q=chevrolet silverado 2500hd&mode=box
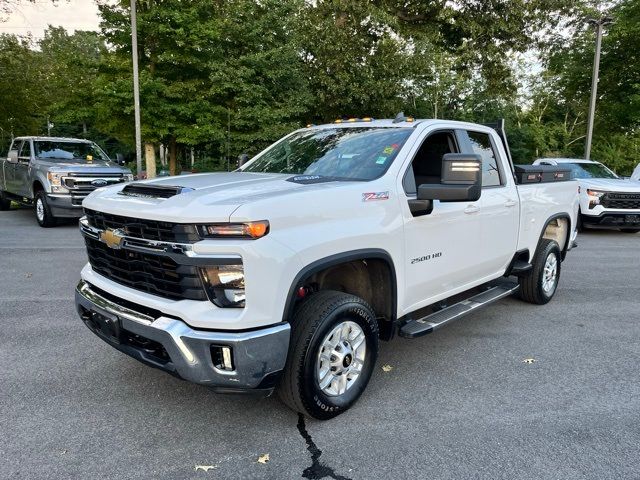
[534,158,640,233]
[75,117,579,419]
[0,137,132,227]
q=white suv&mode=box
[535,158,640,233]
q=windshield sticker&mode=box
[376,156,387,165]
[362,191,389,202]
[383,146,395,155]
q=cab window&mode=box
[403,130,459,195]
[466,131,502,187]
[18,140,31,163]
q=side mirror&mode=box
[237,153,249,168]
[418,153,482,202]
[116,153,126,166]
[7,150,18,163]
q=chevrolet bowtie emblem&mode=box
[99,228,125,249]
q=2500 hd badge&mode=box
[411,252,443,264]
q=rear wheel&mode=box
[519,239,561,305]
[0,191,11,211]
[35,191,57,227]
[278,290,379,420]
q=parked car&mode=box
[0,136,133,227]
[534,158,640,233]
[75,117,579,419]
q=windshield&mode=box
[242,127,413,181]
[566,162,618,179]
[34,141,109,163]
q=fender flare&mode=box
[536,212,573,261]
[32,173,49,197]
[282,248,398,324]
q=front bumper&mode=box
[581,211,640,229]
[75,280,290,393]
[47,194,83,217]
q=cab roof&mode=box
[13,136,92,143]
[310,118,496,130]
[536,158,600,165]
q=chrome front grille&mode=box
[64,173,126,205]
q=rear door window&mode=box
[466,131,502,187]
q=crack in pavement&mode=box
[297,414,352,480]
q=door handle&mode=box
[464,205,479,214]
[505,200,517,207]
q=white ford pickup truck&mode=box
[75,117,578,419]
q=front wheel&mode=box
[35,191,57,227]
[277,290,379,420]
[519,239,561,305]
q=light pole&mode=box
[585,16,613,160]
[130,0,143,177]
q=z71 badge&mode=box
[362,191,390,202]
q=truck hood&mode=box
[578,178,640,192]
[44,160,130,174]
[82,172,355,223]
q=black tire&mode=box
[620,229,640,234]
[519,239,561,305]
[34,191,57,227]
[277,290,379,420]
[0,191,11,211]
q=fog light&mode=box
[200,264,245,308]
[211,345,234,371]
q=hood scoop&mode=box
[119,183,195,199]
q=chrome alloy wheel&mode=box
[36,198,45,222]
[316,320,367,397]
[542,253,558,294]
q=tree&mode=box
[0,34,48,149]
[39,27,106,137]
[96,0,312,174]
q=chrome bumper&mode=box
[75,280,290,392]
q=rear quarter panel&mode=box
[516,180,579,255]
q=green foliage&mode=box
[1,0,638,175]
[0,34,48,151]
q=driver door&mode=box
[16,139,32,198]
[4,141,22,194]
[400,129,483,312]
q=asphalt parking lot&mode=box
[1,206,639,480]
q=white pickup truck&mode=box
[75,117,578,419]
[534,158,640,233]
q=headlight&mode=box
[199,220,269,239]
[587,189,605,209]
[200,264,245,308]
[47,172,69,193]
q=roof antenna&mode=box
[392,112,406,123]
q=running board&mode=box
[398,282,520,339]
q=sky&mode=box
[1,0,101,40]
